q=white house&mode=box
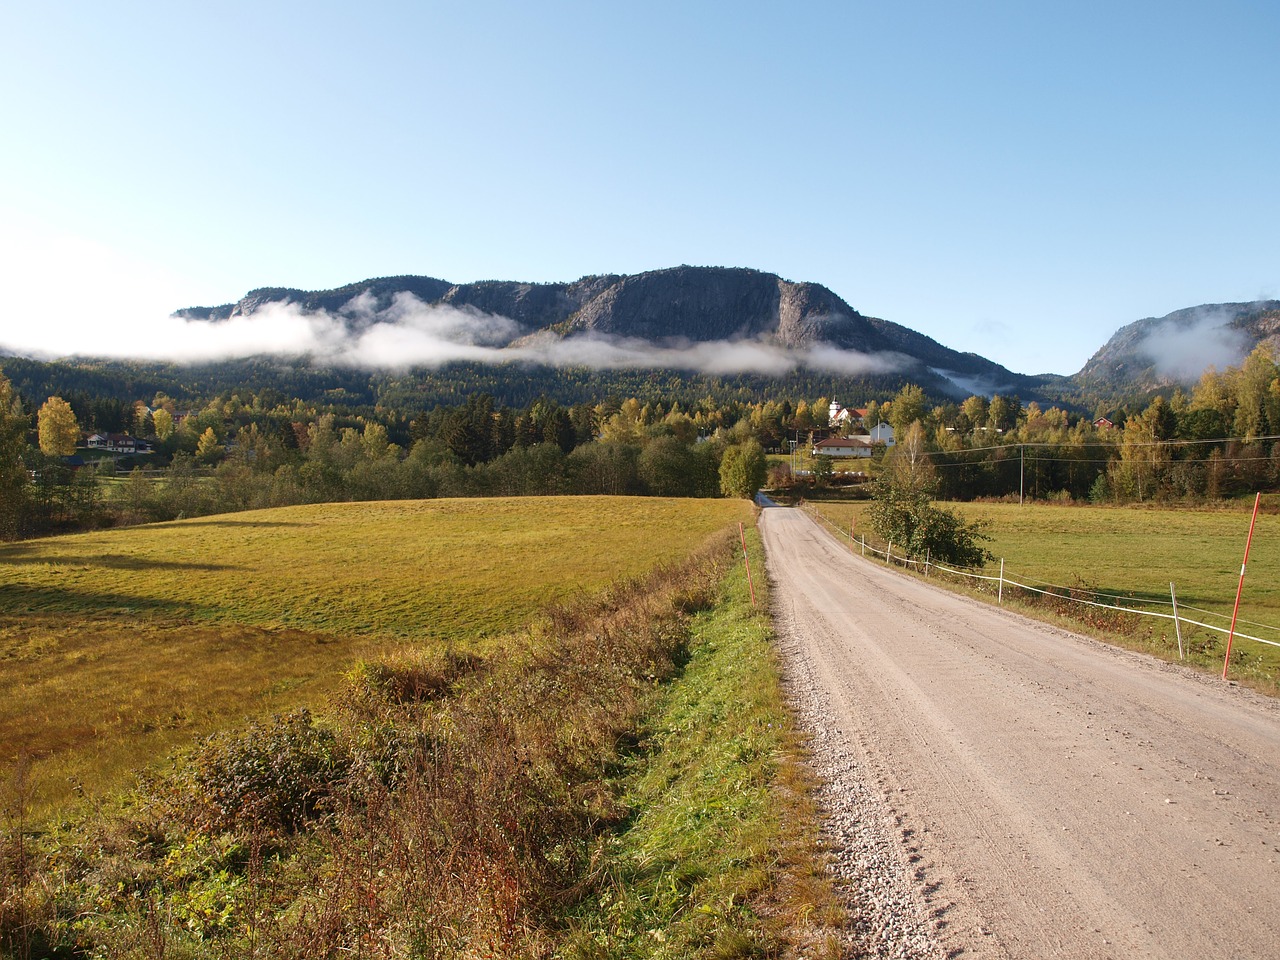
[84,433,151,454]
[812,436,873,458]
[868,422,895,446]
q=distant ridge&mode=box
[1072,300,1280,394]
[174,267,1278,401]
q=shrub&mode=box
[183,709,350,833]
[865,483,991,567]
[349,648,485,706]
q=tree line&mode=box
[821,345,1278,505]
[0,376,771,538]
[3,344,1278,539]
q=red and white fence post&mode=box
[1222,492,1262,680]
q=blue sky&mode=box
[1,1,1276,376]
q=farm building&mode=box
[84,433,152,454]
[812,436,873,458]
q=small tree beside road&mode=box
[719,439,767,499]
[865,421,991,567]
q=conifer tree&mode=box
[0,375,30,537]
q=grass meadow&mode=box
[808,499,1280,688]
[0,496,751,814]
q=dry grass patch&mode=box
[0,496,750,814]
[0,616,360,816]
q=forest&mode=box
[2,344,1279,540]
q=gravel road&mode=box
[760,506,1280,960]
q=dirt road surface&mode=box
[760,506,1280,960]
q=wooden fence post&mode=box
[739,521,757,608]
[1170,581,1184,660]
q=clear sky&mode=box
[1,1,1277,376]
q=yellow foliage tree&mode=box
[152,408,174,441]
[37,396,80,456]
[196,426,223,464]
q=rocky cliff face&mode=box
[180,265,902,350]
[569,267,786,341]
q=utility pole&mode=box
[1019,444,1024,506]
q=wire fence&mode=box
[802,504,1280,657]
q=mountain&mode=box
[19,265,1272,411]
[178,265,1037,399]
[1069,300,1280,395]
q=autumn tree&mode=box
[959,395,989,433]
[987,394,1021,433]
[1233,345,1279,441]
[152,407,175,441]
[360,421,393,461]
[598,398,645,445]
[37,396,80,456]
[1110,398,1174,501]
[863,400,882,430]
[888,384,928,437]
[880,421,935,496]
[196,426,223,464]
[866,421,990,566]
[661,409,700,445]
[133,404,153,437]
[790,400,814,432]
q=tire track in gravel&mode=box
[760,506,1280,960]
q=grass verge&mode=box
[557,524,843,959]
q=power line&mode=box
[939,434,1280,456]
[926,453,1277,471]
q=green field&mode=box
[808,500,1280,684]
[0,496,752,811]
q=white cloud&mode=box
[0,221,909,376]
[0,215,216,359]
[2,265,910,376]
[1135,308,1252,381]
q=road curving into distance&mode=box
[760,505,1280,960]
